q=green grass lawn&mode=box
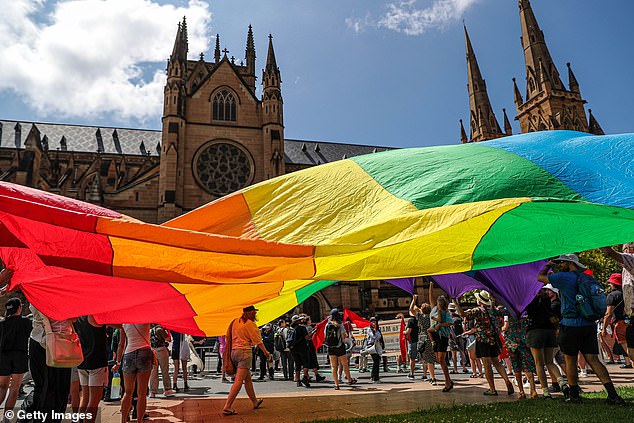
[312,387,633,423]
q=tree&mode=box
[579,248,621,288]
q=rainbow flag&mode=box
[2,130,634,335]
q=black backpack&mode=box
[285,327,297,349]
[274,328,286,352]
[325,323,340,348]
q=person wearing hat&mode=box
[455,291,514,396]
[289,314,313,388]
[602,273,631,369]
[538,255,624,405]
[222,305,269,416]
[601,244,634,364]
[0,297,32,417]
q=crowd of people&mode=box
[1,244,633,420]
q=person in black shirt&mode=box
[74,315,108,423]
[404,314,419,379]
[258,325,275,380]
[289,315,312,387]
[525,287,564,398]
[602,274,631,368]
[0,297,32,416]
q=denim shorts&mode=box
[122,347,153,375]
[231,349,252,369]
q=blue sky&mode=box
[0,0,632,148]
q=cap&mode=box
[243,305,258,313]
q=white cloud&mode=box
[0,0,212,124]
[378,0,478,35]
[345,12,374,34]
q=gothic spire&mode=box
[246,25,256,75]
[265,34,277,71]
[503,108,512,135]
[464,25,502,142]
[567,62,580,93]
[518,0,563,99]
[513,77,523,106]
[214,34,221,63]
[170,17,188,62]
[460,119,468,144]
[588,109,605,135]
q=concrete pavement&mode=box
[98,364,634,422]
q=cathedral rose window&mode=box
[193,141,254,196]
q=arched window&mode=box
[212,89,237,121]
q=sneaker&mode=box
[296,381,302,387]
[421,375,428,381]
[550,382,561,393]
[619,363,632,369]
[542,392,552,399]
[561,384,570,399]
[483,389,498,396]
[315,375,326,382]
[372,379,382,384]
[164,389,176,397]
[301,377,311,388]
[407,374,415,380]
[561,396,582,404]
[579,370,588,378]
[607,395,626,406]
[605,360,616,365]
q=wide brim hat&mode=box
[553,254,587,270]
[243,305,259,312]
[474,290,492,306]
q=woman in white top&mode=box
[223,305,271,416]
[113,323,152,423]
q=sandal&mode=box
[222,409,237,416]
[254,398,264,409]
[518,392,526,400]
[470,374,478,378]
[334,385,340,390]
[348,378,357,385]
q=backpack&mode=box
[325,323,340,348]
[568,271,607,321]
[285,326,297,349]
[274,328,286,352]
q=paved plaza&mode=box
[96,362,633,422]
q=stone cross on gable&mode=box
[222,48,229,57]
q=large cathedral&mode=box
[0,1,605,322]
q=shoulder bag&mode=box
[42,314,84,368]
[222,319,237,377]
